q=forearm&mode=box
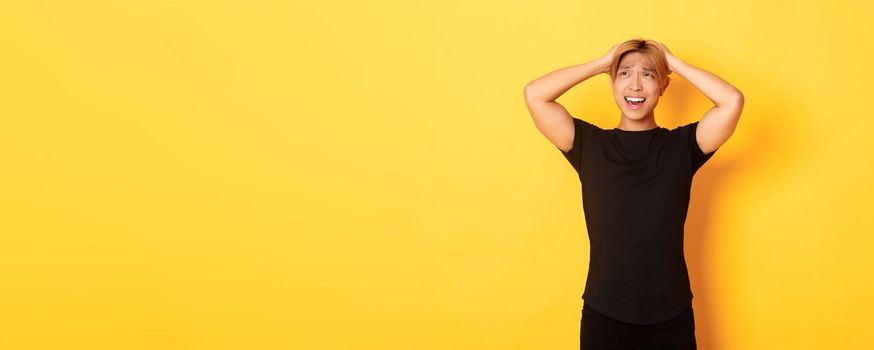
[668,56,743,107]
[524,57,610,102]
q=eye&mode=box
[644,72,653,77]
[620,71,628,76]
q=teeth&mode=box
[625,97,645,102]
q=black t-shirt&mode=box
[558,116,717,325]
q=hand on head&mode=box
[649,40,674,58]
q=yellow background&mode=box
[1,1,872,349]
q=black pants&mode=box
[580,303,697,350]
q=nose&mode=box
[630,74,642,91]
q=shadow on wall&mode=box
[663,65,793,350]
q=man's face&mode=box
[611,52,667,120]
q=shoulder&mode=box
[667,121,700,141]
[571,116,603,130]
[669,121,698,133]
[666,121,704,150]
[568,116,605,142]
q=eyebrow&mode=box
[620,65,655,72]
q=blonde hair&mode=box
[608,38,671,90]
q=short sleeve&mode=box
[680,121,717,175]
[557,117,596,175]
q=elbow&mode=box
[731,91,745,108]
[720,90,744,109]
[523,83,550,103]
[523,83,537,101]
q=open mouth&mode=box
[624,96,646,110]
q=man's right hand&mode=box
[599,44,619,74]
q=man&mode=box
[523,38,744,349]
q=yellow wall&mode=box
[1,1,872,349]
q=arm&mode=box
[653,42,744,154]
[523,45,617,152]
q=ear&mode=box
[659,78,670,95]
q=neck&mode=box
[616,113,658,131]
